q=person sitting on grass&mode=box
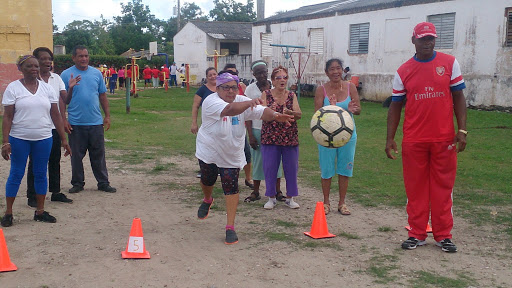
[195,72,293,244]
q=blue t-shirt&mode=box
[61,65,107,125]
[196,85,215,106]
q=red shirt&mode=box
[392,52,465,143]
[143,68,152,79]
[151,68,160,78]
[126,69,132,78]
[161,67,170,79]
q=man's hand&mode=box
[385,139,399,159]
[454,132,467,152]
[62,141,72,157]
[63,118,73,134]
[69,73,81,89]
[104,116,111,131]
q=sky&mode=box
[52,0,328,31]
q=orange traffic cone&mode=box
[304,202,336,239]
[0,229,17,272]
[121,218,150,259]
[405,223,433,233]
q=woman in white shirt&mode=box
[195,72,292,244]
[1,55,71,227]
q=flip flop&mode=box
[245,180,254,189]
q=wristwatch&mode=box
[458,129,468,135]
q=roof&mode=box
[256,0,451,25]
[190,21,252,40]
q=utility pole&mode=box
[177,0,181,31]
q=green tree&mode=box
[209,0,256,22]
[110,0,158,54]
[181,2,209,22]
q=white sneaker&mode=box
[264,198,276,210]
[285,198,300,209]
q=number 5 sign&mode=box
[121,218,151,259]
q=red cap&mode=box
[413,22,437,38]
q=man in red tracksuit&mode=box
[385,22,467,253]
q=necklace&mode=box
[22,79,38,94]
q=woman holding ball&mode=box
[314,59,361,215]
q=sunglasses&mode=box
[219,85,238,91]
[274,76,288,80]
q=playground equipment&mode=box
[125,57,141,113]
[206,49,228,71]
[270,43,316,99]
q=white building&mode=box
[174,21,253,84]
[252,0,512,107]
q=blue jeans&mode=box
[6,136,52,197]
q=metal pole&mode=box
[177,0,181,31]
[125,77,131,113]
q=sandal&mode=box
[338,204,351,215]
[245,180,254,189]
[324,203,330,215]
[276,190,286,202]
[244,191,261,202]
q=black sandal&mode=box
[244,191,261,202]
[276,191,286,202]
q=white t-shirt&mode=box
[45,72,66,129]
[244,82,263,129]
[2,79,59,141]
[195,93,265,169]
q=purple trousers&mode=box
[261,144,299,197]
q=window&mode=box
[427,13,455,49]
[506,8,512,47]
[261,33,272,57]
[220,42,239,55]
[349,23,369,54]
[309,28,324,54]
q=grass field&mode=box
[105,86,512,238]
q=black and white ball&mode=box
[310,105,354,148]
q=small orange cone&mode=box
[405,223,433,233]
[121,218,150,259]
[304,202,336,239]
[0,228,17,272]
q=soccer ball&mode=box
[310,105,354,148]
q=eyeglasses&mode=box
[275,76,288,80]
[219,85,238,91]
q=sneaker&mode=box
[1,214,13,227]
[285,198,300,209]
[225,229,239,245]
[68,186,84,193]
[197,199,214,219]
[33,211,57,223]
[27,197,37,208]
[98,185,117,193]
[196,173,201,178]
[51,193,73,203]
[263,198,276,210]
[401,237,426,250]
[436,238,458,253]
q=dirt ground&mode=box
[0,151,510,288]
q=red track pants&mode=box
[402,141,457,242]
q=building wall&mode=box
[252,0,512,107]
[174,23,208,85]
[0,0,53,97]
[175,23,253,85]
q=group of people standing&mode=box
[191,59,359,244]
[191,22,467,254]
[1,45,116,227]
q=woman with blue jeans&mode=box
[1,55,72,227]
